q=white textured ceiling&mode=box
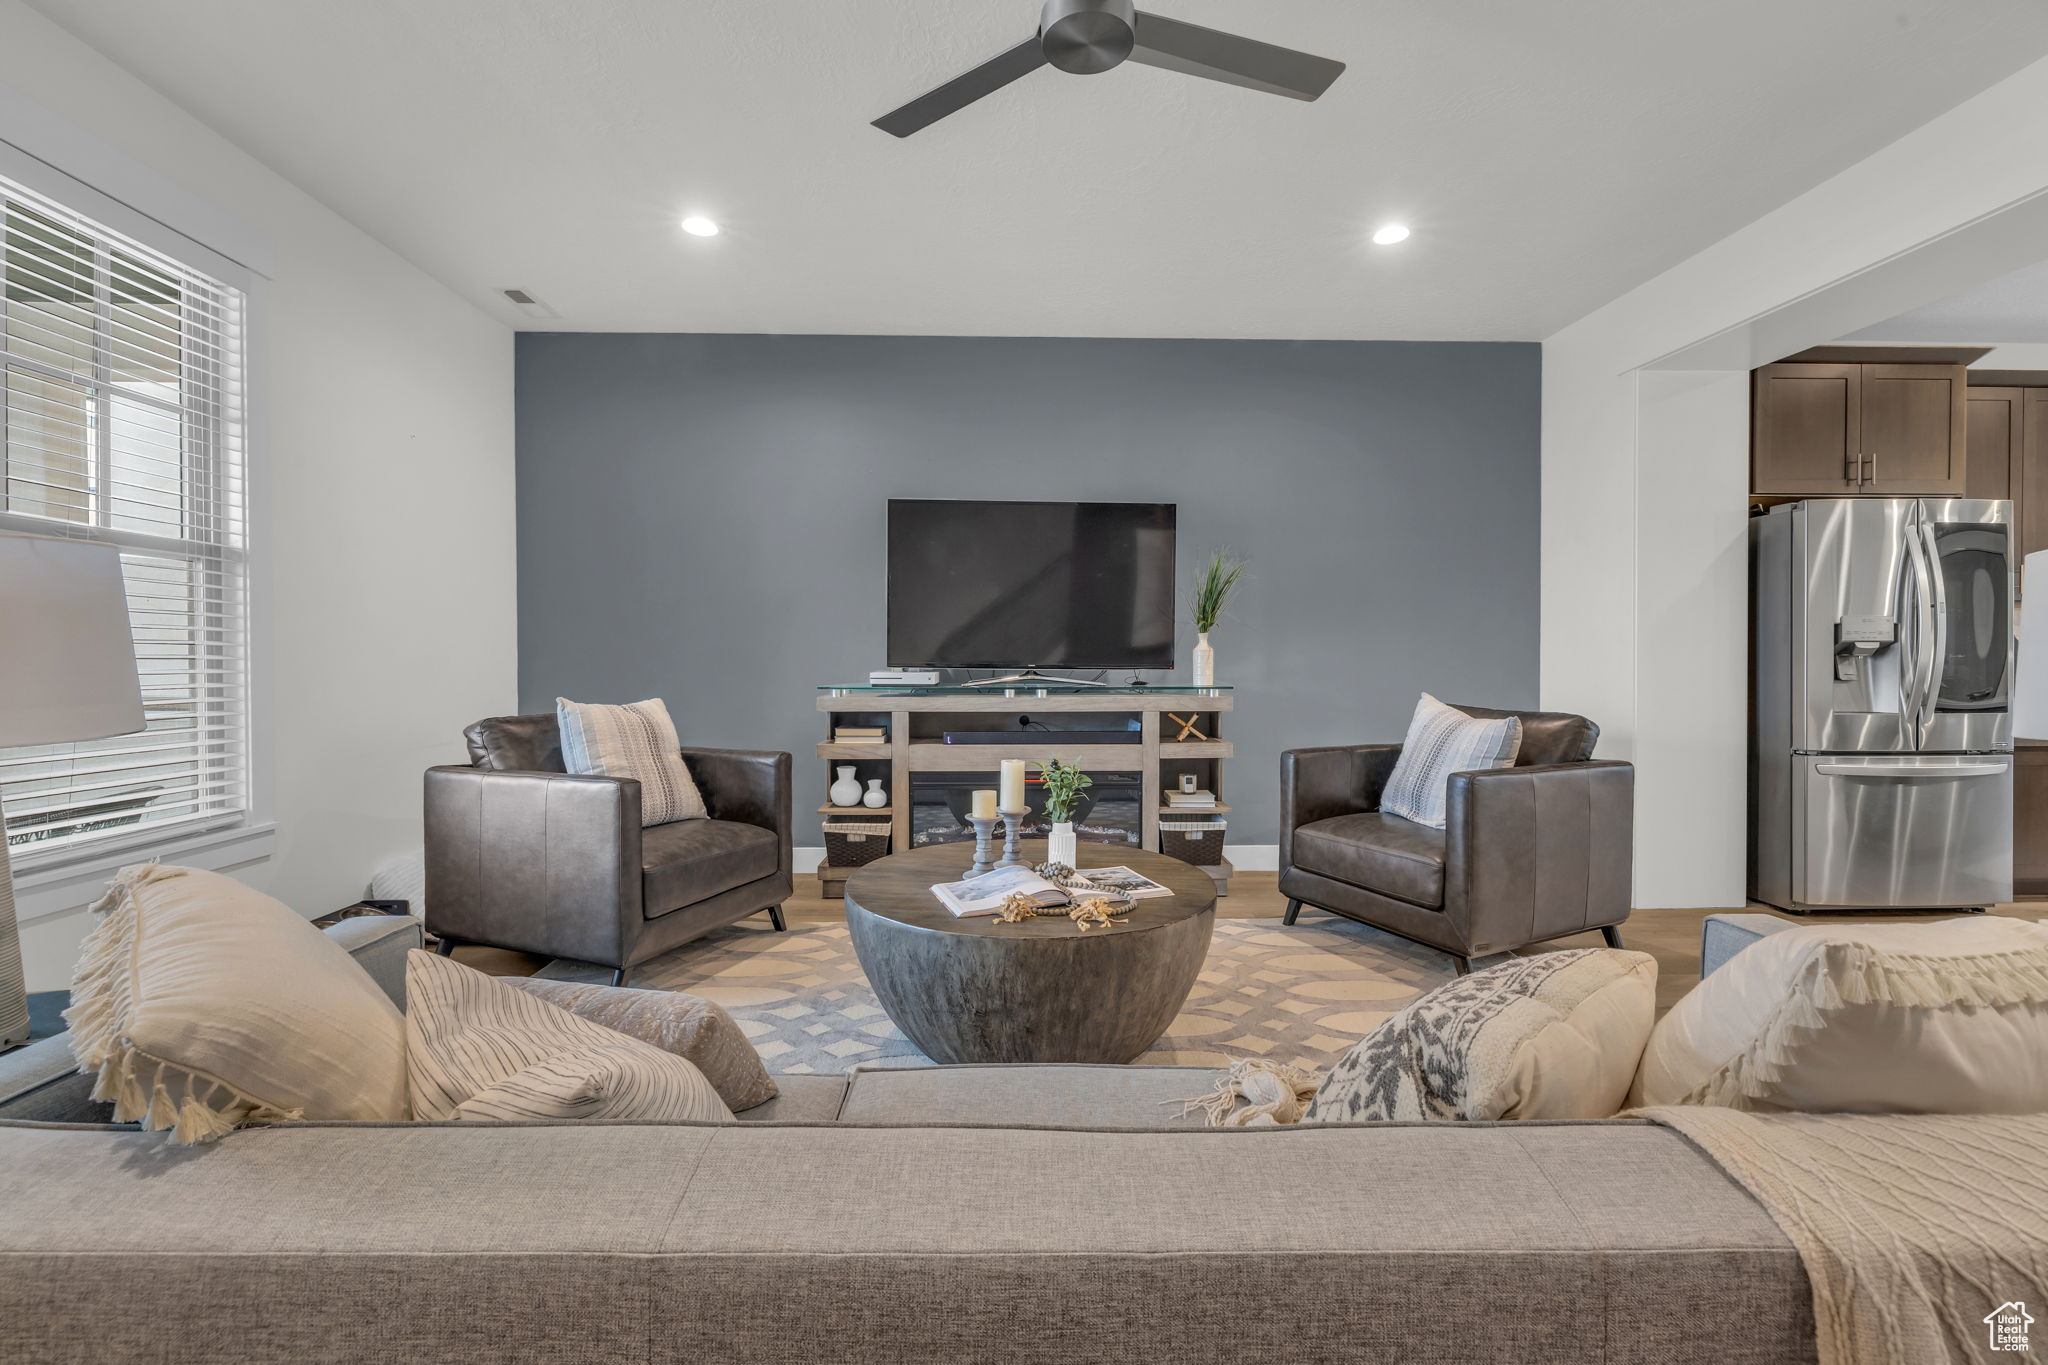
[29,0,2048,339]
[1845,259,2048,344]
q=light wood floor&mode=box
[453,872,2048,1020]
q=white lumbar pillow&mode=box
[67,864,410,1142]
[1634,916,2048,1113]
[406,950,734,1123]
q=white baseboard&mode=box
[798,844,1279,875]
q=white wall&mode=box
[1,2,517,987]
[1543,54,2048,908]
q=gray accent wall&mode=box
[515,335,1540,846]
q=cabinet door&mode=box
[1966,387,2020,501]
[2024,389,2048,558]
[1862,363,1966,494]
[1753,363,1860,495]
[2015,744,2048,898]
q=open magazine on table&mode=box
[930,863,1176,917]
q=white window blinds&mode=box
[0,173,249,866]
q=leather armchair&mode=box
[425,714,792,984]
[1278,706,1632,973]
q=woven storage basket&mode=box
[823,818,892,869]
[1158,816,1226,865]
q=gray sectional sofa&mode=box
[0,917,1817,1364]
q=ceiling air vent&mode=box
[502,289,558,320]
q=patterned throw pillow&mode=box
[1378,693,1522,829]
[1305,948,1657,1123]
[555,696,707,827]
[406,951,735,1124]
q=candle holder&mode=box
[996,809,1028,868]
[964,814,1001,878]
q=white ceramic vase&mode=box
[863,779,887,808]
[1191,631,1216,686]
[829,765,862,807]
[1046,821,1078,868]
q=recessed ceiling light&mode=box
[680,216,720,237]
[1371,224,1411,246]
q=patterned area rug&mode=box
[540,916,1454,1074]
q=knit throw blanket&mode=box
[1642,1107,2048,1365]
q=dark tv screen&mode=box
[888,500,1177,670]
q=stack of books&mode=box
[1166,787,1219,809]
[833,726,887,745]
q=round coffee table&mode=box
[844,841,1217,1064]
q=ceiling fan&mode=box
[872,0,1345,138]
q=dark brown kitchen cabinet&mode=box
[1966,386,2021,501]
[1752,361,1967,497]
[2016,743,2048,900]
[2025,389,2048,558]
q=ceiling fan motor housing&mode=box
[1039,0,1137,74]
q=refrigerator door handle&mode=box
[1920,520,1949,733]
[1902,509,1939,747]
[1813,762,2007,778]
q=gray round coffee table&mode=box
[843,840,1217,1064]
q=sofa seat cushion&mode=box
[733,1073,849,1122]
[838,1064,1217,1128]
[642,819,780,916]
[1291,813,1446,907]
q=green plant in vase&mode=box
[1189,549,1247,686]
[1036,756,1092,869]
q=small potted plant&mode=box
[1036,756,1092,868]
[1190,549,1247,686]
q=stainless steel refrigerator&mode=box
[1752,498,2015,911]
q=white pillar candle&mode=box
[999,759,1027,812]
[970,789,999,820]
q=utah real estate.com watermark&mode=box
[1984,1302,2033,1353]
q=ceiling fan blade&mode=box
[872,37,1049,137]
[1129,12,1344,102]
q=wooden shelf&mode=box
[1160,741,1233,758]
[815,686,1234,897]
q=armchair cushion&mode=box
[1291,813,1446,908]
[642,818,781,917]
[1381,694,1523,829]
[557,697,707,826]
[463,713,566,772]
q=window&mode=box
[0,174,248,866]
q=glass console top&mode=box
[818,684,1232,695]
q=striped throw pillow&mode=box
[405,950,734,1124]
[556,696,707,827]
[1378,694,1522,829]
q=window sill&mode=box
[10,821,276,924]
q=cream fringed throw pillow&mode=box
[1306,948,1656,1122]
[504,976,778,1112]
[66,864,410,1143]
[1378,694,1522,829]
[1633,917,2048,1113]
[406,951,734,1123]
[556,696,707,827]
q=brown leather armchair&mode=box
[424,714,792,985]
[1278,706,1632,974]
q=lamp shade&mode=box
[0,534,145,747]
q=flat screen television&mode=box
[888,499,1177,671]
